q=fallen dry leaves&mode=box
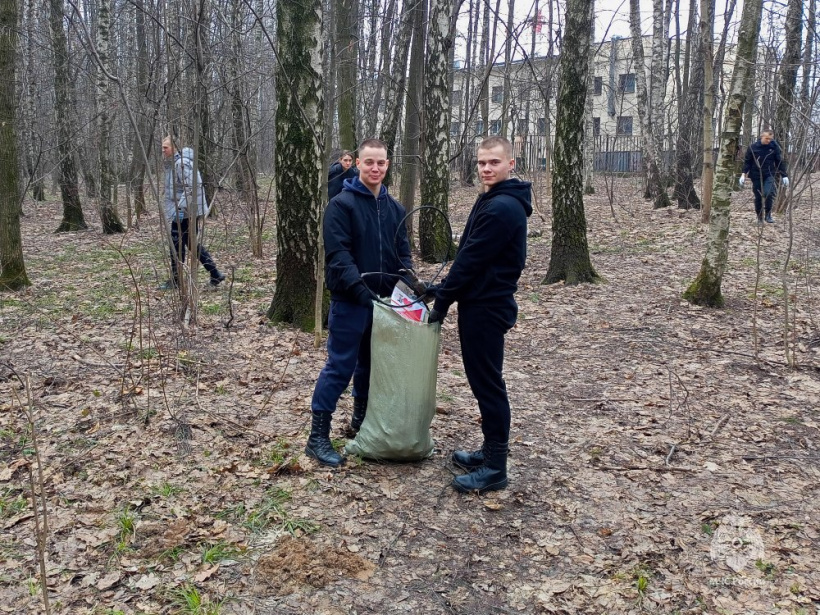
[1,174,819,614]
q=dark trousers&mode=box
[311,300,373,413]
[752,176,775,219]
[170,217,218,281]
[458,303,517,444]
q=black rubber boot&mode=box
[452,445,485,470]
[452,441,508,493]
[350,397,367,432]
[305,412,344,467]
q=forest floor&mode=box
[2,175,820,615]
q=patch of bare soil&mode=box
[254,536,375,596]
[1,175,820,614]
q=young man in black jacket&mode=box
[740,129,789,224]
[306,139,413,467]
[429,136,533,493]
[328,150,358,200]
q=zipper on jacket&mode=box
[377,194,383,281]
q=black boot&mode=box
[452,441,508,493]
[305,412,344,467]
[350,397,367,432]
[452,444,484,470]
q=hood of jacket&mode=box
[342,176,387,199]
[485,178,534,218]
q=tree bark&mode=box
[49,0,87,232]
[699,0,716,221]
[543,0,599,285]
[419,0,460,262]
[683,0,763,307]
[336,0,357,150]
[267,0,324,331]
[629,0,670,209]
[0,0,31,289]
[379,4,411,187]
[582,0,596,195]
[97,0,125,234]
[674,2,703,209]
[772,0,802,153]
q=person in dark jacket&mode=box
[306,138,413,467]
[428,136,533,494]
[328,150,358,200]
[740,129,789,224]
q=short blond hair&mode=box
[478,136,513,158]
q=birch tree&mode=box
[629,0,670,209]
[0,0,30,290]
[773,0,803,153]
[683,0,763,307]
[97,0,125,234]
[699,0,716,220]
[419,0,461,262]
[543,0,599,285]
[266,0,324,330]
[50,0,87,232]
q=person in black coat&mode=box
[428,136,533,494]
[328,150,358,200]
[740,129,789,224]
[306,139,412,467]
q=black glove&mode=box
[356,285,373,307]
[428,308,446,324]
[423,283,440,299]
[400,268,427,298]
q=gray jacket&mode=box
[164,147,209,224]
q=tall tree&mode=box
[699,0,716,220]
[419,0,461,262]
[379,4,412,186]
[501,0,514,139]
[772,0,803,153]
[49,0,87,232]
[582,0,596,194]
[336,0,357,150]
[543,0,599,285]
[267,0,324,330]
[398,0,425,243]
[96,0,125,234]
[23,0,45,202]
[629,0,671,209]
[674,0,703,209]
[683,0,763,307]
[0,0,30,290]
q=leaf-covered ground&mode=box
[2,176,819,615]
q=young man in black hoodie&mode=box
[740,129,789,224]
[429,136,533,493]
[306,139,413,467]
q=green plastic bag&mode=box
[345,301,440,461]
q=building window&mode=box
[537,117,546,134]
[619,73,635,94]
[475,119,484,135]
[452,89,462,106]
[616,116,633,135]
[594,76,603,95]
[490,119,502,135]
[491,86,504,104]
[593,117,601,137]
[450,122,460,136]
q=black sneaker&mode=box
[765,215,775,224]
[209,271,226,287]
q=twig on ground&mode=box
[709,414,731,439]
[378,522,406,568]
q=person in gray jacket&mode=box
[161,137,225,289]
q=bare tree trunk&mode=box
[629,0,670,209]
[399,0,425,244]
[544,0,599,285]
[674,0,703,209]
[419,0,461,262]
[649,0,672,186]
[23,0,45,202]
[684,0,763,307]
[501,0,514,139]
[50,0,87,232]
[336,0,357,149]
[0,0,30,289]
[97,0,125,234]
[379,5,411,187]
[370,0,396,138]
[267,0,324,331]
[582,0,596,195]
[773,0,802,153]
[699,0,716,221]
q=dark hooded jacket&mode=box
[328,162,359,200]
[433,178,533,312]
[324,176,412,305]
[742,139,787,181]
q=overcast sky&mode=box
[454,0,744,63]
